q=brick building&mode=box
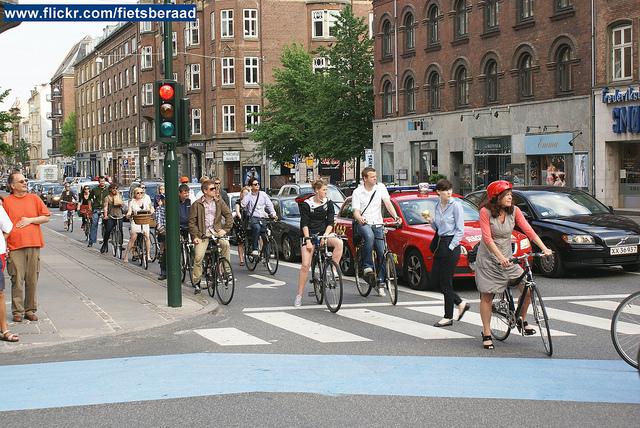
[594,0,640,209]
[372,0,592,194]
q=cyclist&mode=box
[352,167,402,296]
[78,185,92,230]
[294,180,343,307]
[475,180,552,350]
[155,197,167,280]
[123,186,154,263]
[240,178,277,257]
[178,183,192,236]
[60,183,76,228]
[88,176,109,248]
[234,186,250,266]
[101,183,124,254]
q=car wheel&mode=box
[281,235,295,262]
[403,249,429,290]
[340,244,355,276]
[622,263,640,272]
[537,242,565,277]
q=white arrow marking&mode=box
[246,274,287,289]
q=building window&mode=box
[172,32,177,56]
[125,69,129,86]
[210,12,216,40]
[244,9,258,38]
[141,46,153,69]
[427,5,439,45]
[484,0,498,31]
[404,13,414,51]
[185,19,200,46]
[557,45,572,92]
[244,57,259,85]
[518,53,533,98]
[312,10,339,38]
[211,59,216,87]
[404,76,415,113]
[140,21,152,33]
[126,98,130,116]
[133,95,137,114]
[485,60,498,103]
[192,109,201,134]
[428,71,440,111]
[612,25,632,81]
[222,57,235,85]
[142,83,153,106]
[454,0,468,39]
[555,0,572,11]
[382,81,393,116]
[313,57,328,73]
[212,106,217,133]
[382,20,392,58]
[223,105,236,132]
[187,64,201,90]
[132,65,137,84]
[245,105,260,131]
[517,0,533,22]
[455,66,469,107]
[221,10,234,38]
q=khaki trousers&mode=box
[8,247,41,316]
[191,237,230,285]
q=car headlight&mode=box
[562,234,594,245]
[520,238,530,250]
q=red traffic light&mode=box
[159,84,175,101]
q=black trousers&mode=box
[432,237,462,319]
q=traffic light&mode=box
[154,80,183,144]
[178,97,191,145]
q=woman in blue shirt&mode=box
[424,179,470,327]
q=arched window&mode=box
[404,13,415,51]
[485,60,498,103]
[405,76,415,113]
[428,71,440,111]
[518,53,533,98]
[427,5,439,45]
[382,20,392,57]
[455,66,468,107]
[383,81,393,116]
[454,0,468,38]
[612,24,632,80]
[557,45,572,92]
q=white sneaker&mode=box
[294,295,302,307]
[377,285,386,297]
[363,267,374,276]
[251,250,259,256]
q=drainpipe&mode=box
[590,0,596,198]
[393,0,398,113]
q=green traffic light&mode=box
[160,121,175,137]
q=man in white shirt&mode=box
[352,167,401,296]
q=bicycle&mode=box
[148,228,159,263]
[244,218,279,275]
[202,236,235,305]
[180,230,195,286]
[610,290,640,370]
[62,201,76,232]
[352,222,399,305]
[490,253,553,356]
[108,215,124,259]
[308,234,344,313]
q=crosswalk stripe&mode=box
[544,307,639,334]
[194,328,271,346]
[572,300,640,315]
[246,312,371,343]
[338,308,471,339]
[407,306,575,337]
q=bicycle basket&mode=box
[132,213,153,225]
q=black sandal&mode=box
[516,318,536,336]
[482,334,494,349]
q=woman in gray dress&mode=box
[475,180,552,349]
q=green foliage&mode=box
[0,87,19,134]
[428,173,447,183]
[60,112,77,156]
[15,138,29,164]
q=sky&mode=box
[0,0,138,111]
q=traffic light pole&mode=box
[163,14,181,307]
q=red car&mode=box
[333,189,532,290]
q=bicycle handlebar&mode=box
[508,252,551,263]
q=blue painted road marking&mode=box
[1,354,638,411]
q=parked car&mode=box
[129,180,163,202]
[333,189,532,290]
[465,186,640,276]
[46,184,66,207]
[277,183,346,210]
[270,196,302,262]
[34,182,57,204]
[336,179,359,197]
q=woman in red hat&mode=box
[476,180,552,349]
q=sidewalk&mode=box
[1,226,212,353]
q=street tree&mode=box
[0,87,19,158]
[60,112,77,156]
[15,138,29,165]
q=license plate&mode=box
[610,245,638,255]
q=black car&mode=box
[270,196,302,262]
[465,186,640,276]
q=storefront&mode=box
[410,141,438,184]
[524,132,575,188]
[473,137,511,190]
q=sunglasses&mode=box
[135,192,143,195]
[251,183,259,186]
[214,182,221,185]
[207,187,216,191]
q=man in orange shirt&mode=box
[3,172,50,322]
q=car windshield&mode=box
[52,185,64,193]
[280,199,301,217]
[398,198,480,225]
[526,191,611,218]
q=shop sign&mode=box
[223,151,240,161]
[205,152,214,159]
[612,105,640,134]
[364,149,375,168]
[601,86,640,104]
[524,133,573,155]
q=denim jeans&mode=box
[89,210,102,244]
[248,217,269,254]
[359,224,386,282]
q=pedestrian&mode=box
[423,179,469,327]
[155,197,167,280]
[3,172,50,323]
[188,179,233,294]
[153,184,165,209]
[88,176,109,248]
[101,183,124,254]
[234,186,250,266]
[475,180,552,350]
[0,202,18,342]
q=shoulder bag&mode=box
[352,190,376,245]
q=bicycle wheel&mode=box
[116,227,123,259]
[149,231,158,262]
[215,258,235,305]
[140,239,149,270]
[265,237,279,275]
[385,253,398,305]
[323,259,343,313]
[245,239,259,272]
[180,244,187,282]
[611,291,640,369]
[311,256,323,305]
[490,291,512,341]
[83,220,90,241]
[111,229,118,257]
[200,253,213,297]
[354,247,372,297]
[530,285,553,357]
[64,214,69,232]
[69,214,74,233]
